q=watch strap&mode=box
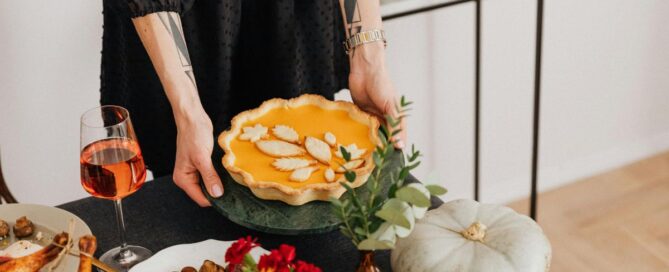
[343,29,386,55]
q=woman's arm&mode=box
[132,12,223,206]
[338,0,406,148]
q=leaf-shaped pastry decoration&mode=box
[324,168,336,182]
[305,136,331,164]
[336,159,365,173]
[272,125,300,143]
[272,158,317,171]
[239,124,268,142]
[290,167,317,182]
[324,132,337,147]
[255,140,305,157]
[335,144,367,160]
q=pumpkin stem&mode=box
[461,221,487,242]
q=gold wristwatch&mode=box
[343,29,386,55]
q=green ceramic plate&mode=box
[204,150,402,235]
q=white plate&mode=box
[0,203,92,272]
[131,239,269,272]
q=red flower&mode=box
[225,236,259,267]
[294,260,322,272]
[257,244,296,272]
[277,244,296,263]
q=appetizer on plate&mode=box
[0,232,100,272]
[13,216,35,238]
[0,232,69,271]
[0,219,8,239]
[181,260,225,272]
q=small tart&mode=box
[218,94,380,205]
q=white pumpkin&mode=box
[391,199,551,272]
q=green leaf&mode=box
[384,144,394,157]
[398,168,410,181]
[243,253,257,268]
[354,227,367,236]
[372,152,383,167]
[368,219,383,234]
[366,177,376,191]
[409,149,420,162]
[395,186,431,208]
[385,115,400,128]
[372,196,385,209]
[344,171,357,182]
[369,201,384,217]
[426,184,448,196]
[342,198,351,208]
[380,125,390,140]
[387,183,398,198]
[357,238,395,251]
[340,146,351,161]
[241,266,256,272]
[375,199,413,229]
[330,197,343,207]
[400,96,413,107]
[406,161,421,171]
[340,181,354,192]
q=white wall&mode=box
[384,3,477,203]
[385,0,669,204]
[0,1,102,205]
[1,0,668,206]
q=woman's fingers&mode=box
[194,153,224,198]
[173,165,211,207]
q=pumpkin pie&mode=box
[218,94,381,205]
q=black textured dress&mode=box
[100,0,350,176]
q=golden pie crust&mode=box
[218,94,380,205]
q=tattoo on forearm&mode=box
[157,12,197,88]
[341,0,362,38]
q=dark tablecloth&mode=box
[58,175,442,272]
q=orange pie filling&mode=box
[230,104,376,188]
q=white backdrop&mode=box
[1,0,668,206]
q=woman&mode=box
[100,0,404,206]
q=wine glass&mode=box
[80,105,152,270]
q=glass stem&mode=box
[114,199,132,259]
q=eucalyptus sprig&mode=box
[330,96,447,251]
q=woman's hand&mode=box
[173,108,223,207]
[348,42,406,149]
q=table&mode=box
[58,175,442,271]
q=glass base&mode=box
[99,245,152,272]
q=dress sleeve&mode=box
[127,0,194,18]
